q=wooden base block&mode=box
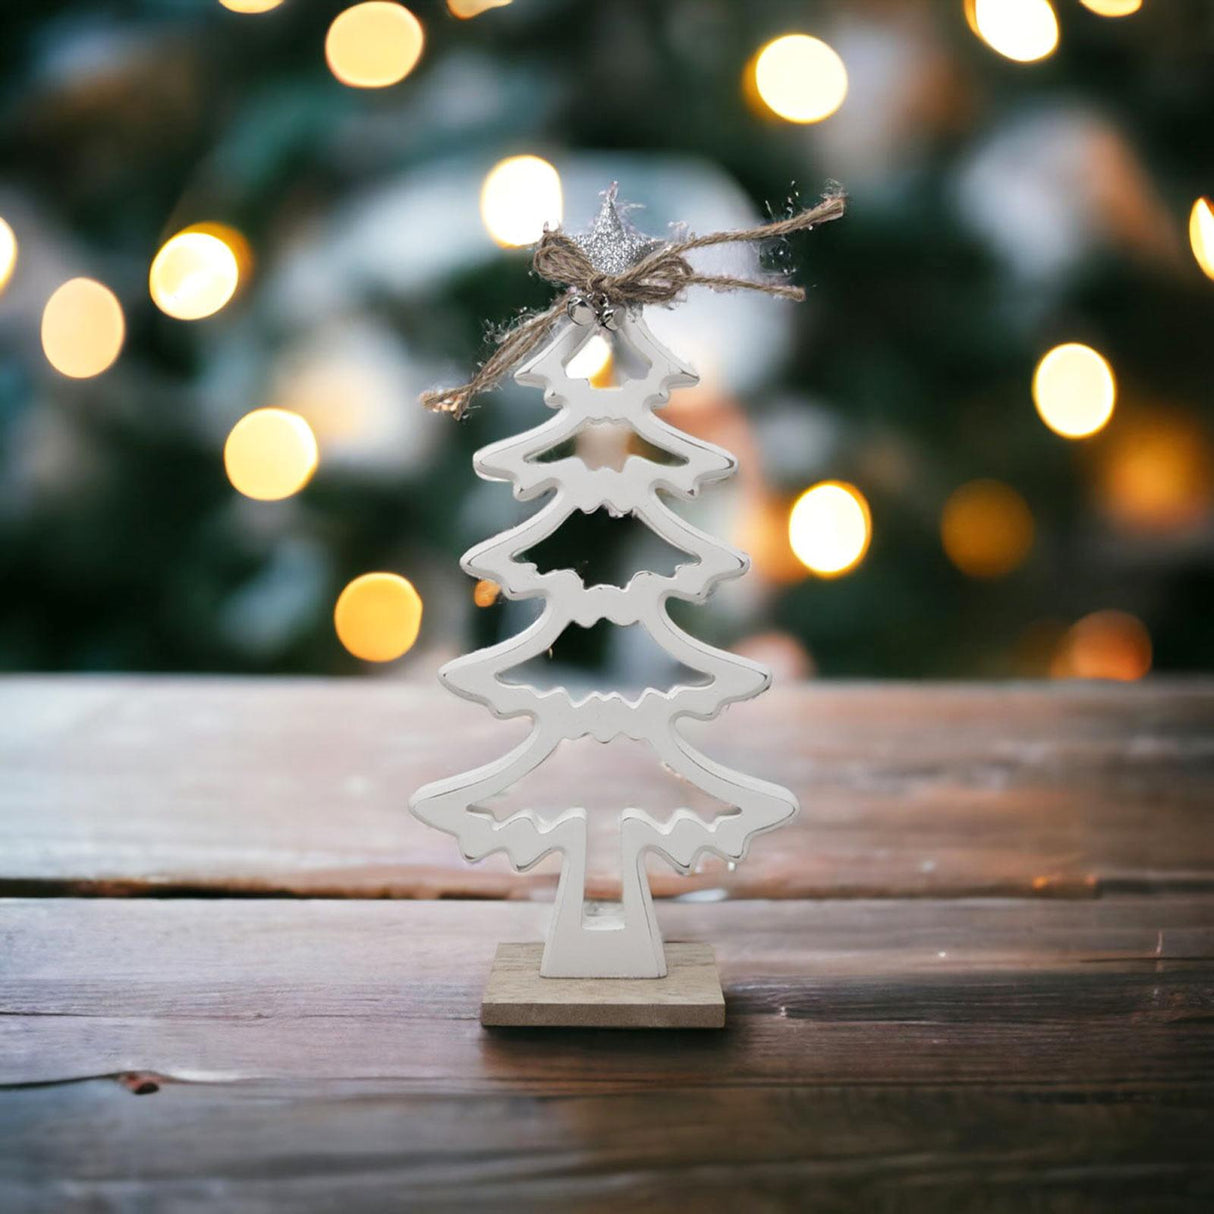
[481,942,725,1029]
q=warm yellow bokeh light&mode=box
[566,334,612,382]
[752,35,848,124]
[941,479,1034,579]
[447,0,511,16]
[1097,411,1213,534]
[1188,198,1214,282]
[1051,610,1151,681]
[150,230,240,321]
[335,572,423,662]
[737,496,805,584]
[0,217,16,293]
[473,578,501,607]
[788,481,871,577]
[41,278,125,379]
[181,221,255,282]
[1032,342,1116,439]
[480,155,563,248]
[218,0,284,12]
[1078,0,1142,15]
[224,409,319,501]
[967,0,1059,63]
[326,2,424,89]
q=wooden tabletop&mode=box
[2,676,1212,1211]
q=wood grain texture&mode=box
[2,897,1212,1211]
[3,1078,1210,1213]
[2,676,1212,900]
[4,897,1212,1088]
[481,943,725,1028]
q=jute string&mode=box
[420,191,846,419]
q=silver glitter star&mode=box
[573,183,666,276]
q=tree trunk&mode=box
[540,813,667,978]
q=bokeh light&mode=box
[966,0,1060,64]
[41,278,125,378]
[224,409,319,501]
[335,572,423,662]
[218,0,284,12]
[1097,411,1213,534]
[788,481,871,578]
[751,35,848,124]
[1078,0,1142,14]
[1188,198,1214,282]
[940,479,1034,578]
[447,0,511,16]
[1032,342,1116,439]
[150,229,241,321]
[326,3,424,89]
[183,221,254,282]
[565,334,612,382]
[473,578,501,607]
[480,155,562,247]
[0,217,16,293]
[1051,610,1151,681]
[736,496,805,585]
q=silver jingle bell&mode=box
[567,296,597,327]
[598,302,619,332]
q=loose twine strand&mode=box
[420,191,846,420]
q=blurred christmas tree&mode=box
[0,0,1210,680]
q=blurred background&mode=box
[0,0,1211,685]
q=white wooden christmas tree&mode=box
[410,246,799,984]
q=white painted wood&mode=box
[409,311,798,978]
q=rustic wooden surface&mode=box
[2,676,1212,899]
[2,676,1213,1211]
[480,942,725,1028]
[2,898,1212,1210]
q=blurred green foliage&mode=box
[0,0,1211,678]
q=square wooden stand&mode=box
[481,942,725,1029]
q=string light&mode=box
[965,0,1059,63]
[1188,198,1214,282]
[41,278,125,378]
[940,480,1034,578]
[150,229,241,320]
[224,409,319,501]
[788,481,871,577]
[480,155,562,247]
[218,0,284,12]
[750,34,848,124]
[1051,610,1151,681]
[0,217,16,294]
[326,3,424,89]
[1078,0,1142,14]
[1032,343,1116,439]
[335,572,423,662]
[447,0,510,16]
[473,578,501,607]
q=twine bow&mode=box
[421,190,846,420]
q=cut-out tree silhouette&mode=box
[410,313,798,977]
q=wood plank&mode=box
[3,896,1211,1211]
[2,1077,1210,1213]
[3,897,1211,1088]
[1,676,1211,899]
[480,943,725,1028]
